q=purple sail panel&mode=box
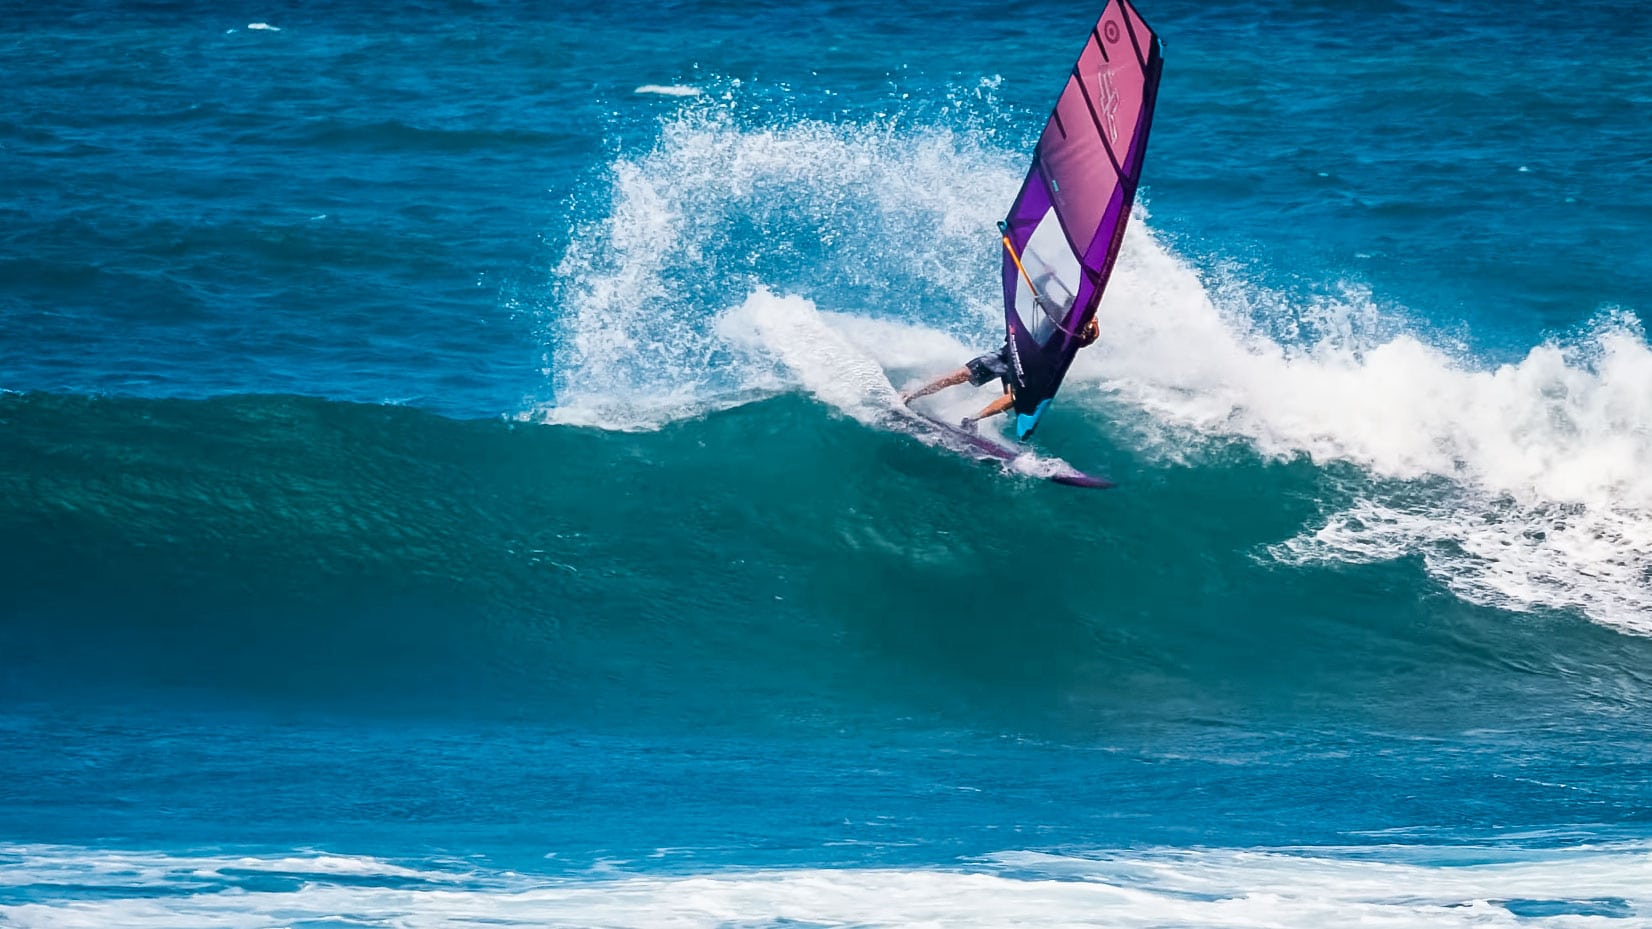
[999,0,1162,439]
[1039,74,1118,266]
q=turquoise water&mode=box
[4,1,1652,925]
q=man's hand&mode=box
[1079,317,1100,346]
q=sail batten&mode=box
[999,0,1162,440]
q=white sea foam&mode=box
[246,22,280,31]
[635,84,702,97]
[0,846,449,888]
[3,844,1649,928]
[715,287,903,426]
[714,286,1002,427]
[715,287,1087,478]
[531,102,1013,431]
[1074,224,1652,626]
[530,98,1652,633]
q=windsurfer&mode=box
[900,317,1099,430]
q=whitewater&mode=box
[6,843,1652,928]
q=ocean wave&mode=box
[530,96,1652,633]
[7,389,1651,739]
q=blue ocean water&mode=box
[4,0,1652,925]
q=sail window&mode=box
[1012,207,1084,345]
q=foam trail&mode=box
[4,844,1650,928]
[716,287,1088,482]
[716,287,900,425]
[715,286,993,424]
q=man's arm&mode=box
[961,391,1015,429]
[900,367,971,403]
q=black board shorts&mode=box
[965,347,1011,387]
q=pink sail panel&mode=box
[1041,1,1155,276]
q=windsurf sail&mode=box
[999,0,1163,440]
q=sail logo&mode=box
[1097,70,1121,145]
[1103,20,1120,43]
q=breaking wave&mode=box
[528,98,1652,632]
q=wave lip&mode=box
[4,843,1648,928]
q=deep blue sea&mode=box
[5,0,1652,925]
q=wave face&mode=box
[6,390,1652,865]
[4,0,1652,922]
[5,389,1651,724]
